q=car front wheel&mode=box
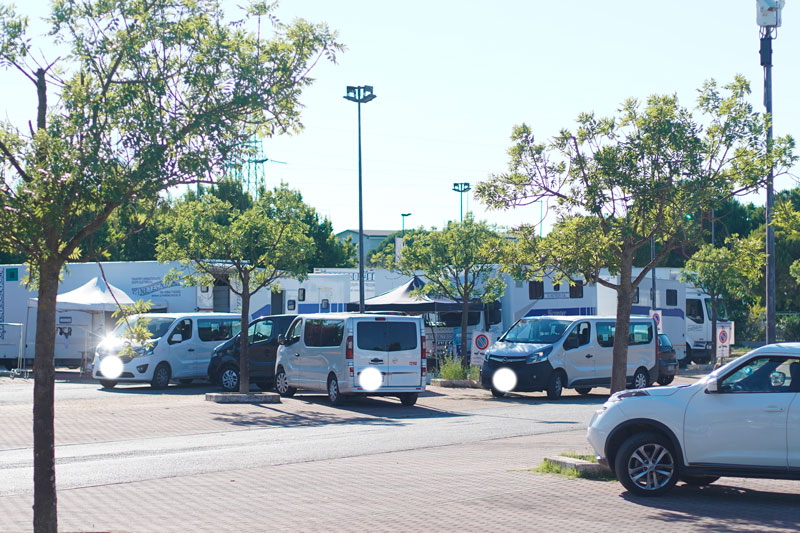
[546,371,564,400]
[219,366,240,392]
[631,368,649,389]
[150,363,171,389]
[615,432,679,496]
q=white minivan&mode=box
[480,315,658,399]
[92,312,240,389]
[274,313,427,406]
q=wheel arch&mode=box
[605,418,684,473]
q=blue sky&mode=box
[2,1,798,234]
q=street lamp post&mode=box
[344,85,377,314]
[452,182,471,222]
[401,213,411,237]
[757,0,784,344]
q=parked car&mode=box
[480,315,658,399]
[92,313,240,389]
[587,343,800,496]
[275,313,426,406]
[208,314,296,392]
[656,333,678,386]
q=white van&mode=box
[91,312,240,389]
[274,313,426,406]
[480,315,658,399]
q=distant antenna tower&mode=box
[223,137,286,199]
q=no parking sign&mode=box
[716,323,734,359]
[649,310,663,333]
[471,331,493,366]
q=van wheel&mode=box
[275,367,296,397]
[615,432,679,496]
[327,375,344,406]
[631,368,649,390]
[490,387,506,398]
[546,371,564,400]
[219,366,240,392]
[99,380,117,389]
[399,393,418,406]
[575,387,592,395]
[657,375,674,386]
[151,363,171,389]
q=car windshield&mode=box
[112,316,175,340]
[501,318,572,344]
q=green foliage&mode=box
[156,184,315,294]
[779,315,800,342]
[681,234,764,305]
[477,77,795,392]
[439,355,468,380]
[533,459,615,481]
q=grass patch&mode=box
[532,459,616,481]
[438,356,481,381]
[559,451,597,462]
[467,365,481,381]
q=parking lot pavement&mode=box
[1,427,799,532]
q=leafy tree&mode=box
[477,77,795,393]
[368,229,429,266]
[301,209,357,269]
[157,186,315,393]
[0,2,340,529]
[373,215,505,367]
[680,235,764,361]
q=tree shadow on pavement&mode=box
[211,399,461,429]
[621,482,800,532]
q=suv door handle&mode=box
[293,353,300,357]
[187,348,195,352]
[585,354,593,359]
[763,406,784,412]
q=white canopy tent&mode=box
[26,277,136,369]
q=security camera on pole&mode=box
[757,0,784,344]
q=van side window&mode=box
[629,323,653,345]
[666,289,678,306]
[286,318,302,344]
[304,319,345,347]
[528,281,544,300]
[686,299,704,324]
[198,318,239,342]
[170,319,192,343]
[248,319,273,344]
[565,322,590,349]
[596,322,615,348]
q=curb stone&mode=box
[205,392,281,403]
[543,456,611,476]
[431,378,483,389]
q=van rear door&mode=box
[354,317,422,388]
[353,319,390,390]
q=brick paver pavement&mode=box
[1,376,798,532]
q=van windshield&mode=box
[501,318,572,344]
[112,316,175,340]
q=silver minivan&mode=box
[275,313,426,406]
[480,315,658,399]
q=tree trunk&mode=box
[460,295,470,369]
[610,253,635,394]
[238,273,250,394]
[33,258,63,533]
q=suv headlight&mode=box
[133,341,157,358]
[609,389,650,402]
[526,346,553,364]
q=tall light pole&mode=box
[452,182,471,222]
[344,85,377,313]
[401,213,411,237]
[758,0,784,344]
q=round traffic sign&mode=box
[653,313,661,326]
[475,334,490,351]
[719,330,728,344]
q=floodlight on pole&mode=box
[757,0,783,344]
[343,85,377,313]
[452,182,471,222]
[401,213,411,237]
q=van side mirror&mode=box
[705,376,719,394]
[278,334,285,345]
[169,332,183,344]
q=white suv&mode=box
[587,343,800,496]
